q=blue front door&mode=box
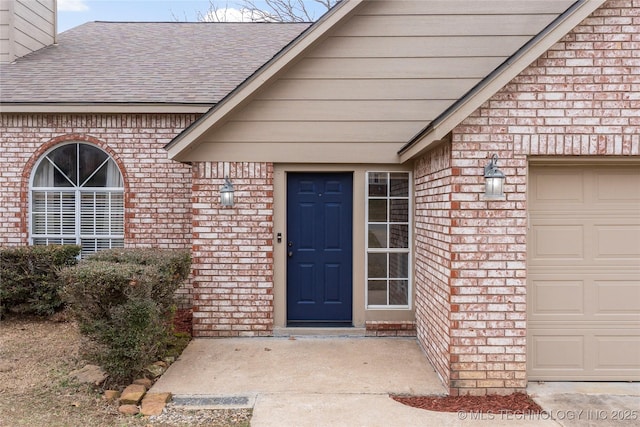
[287,173,353,325]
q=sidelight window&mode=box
[366,171,411,308]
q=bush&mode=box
[86,248,191,313]
[0,245,81,317]
[59,249,191,382]
[95,297,166,381]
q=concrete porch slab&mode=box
[150,337,619,426]
[151,337,446,396]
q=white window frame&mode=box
[29,142,125,257]
[365,171,412,309]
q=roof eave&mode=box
[165,0,366,161]
[0,103,212,114]
[398,0,607,163]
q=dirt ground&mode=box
[0,315,249,427]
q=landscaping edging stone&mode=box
[141,392,172,416]
[106,360,173,416]
[119,384,147,405]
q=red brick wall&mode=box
[415,0,640,395]
[414,142,454,389]
[191,162,275,337]
[0,113,197,302]
[365,321,416,337]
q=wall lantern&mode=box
[484,154,505,199]
[220,176,234,207]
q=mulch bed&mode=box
[392,392,543,413]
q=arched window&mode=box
[30,142,124,257]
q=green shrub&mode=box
[0,245,81,317]
[59,249,190,382]
[86,248,191,313]
[95,297,166,381]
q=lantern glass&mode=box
[484,175,505,199]
[483,154,505,199]
[220,177,234,207]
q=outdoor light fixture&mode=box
[220,176,234,207]
[484,154,505,199]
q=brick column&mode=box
[447,132,528,396]
[191,162,275,337]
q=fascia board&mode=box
[398,0,607,163]
[0,103,212,114]
[166,0,366,161]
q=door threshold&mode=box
[274,326,366,337]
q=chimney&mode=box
[1,0,57,64]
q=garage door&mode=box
[528,164,640,381]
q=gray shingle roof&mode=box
[0,22,310,104]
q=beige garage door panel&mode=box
[529,273,640,321]
[530,218,640,266]
[528,165,640,381]
[530,167,640,210]
[595,225,640,259]
[529,329,640,380]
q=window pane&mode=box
[389,224,408,248]
[48,144,77,185]
[368,253,387,278]
[33,161,55,187]
[31,192,46,234]
[110,193,125,234]
[389,280,409,305]
[32,214,46,234]
[61,193,75,234]
[45,193,61,234]
[53,167,74,187]
[33,238,76,246]
[390,172,409,197]
[81,193,95,234]
[389,253,409,278]
[389,199,408,222]
[81,192,124,236]
[368,224,387,248]
[81,238,124,257]
[368,199,387,222]
[86,158,123,187]
[94,193,111,234]
[368,280,387,305]
[368,173,387,197]
[79,144,108,186]
[84,162,109,187]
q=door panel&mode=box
[287,173,353,324]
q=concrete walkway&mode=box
[151,337,638,426]
[528,382,640,427]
